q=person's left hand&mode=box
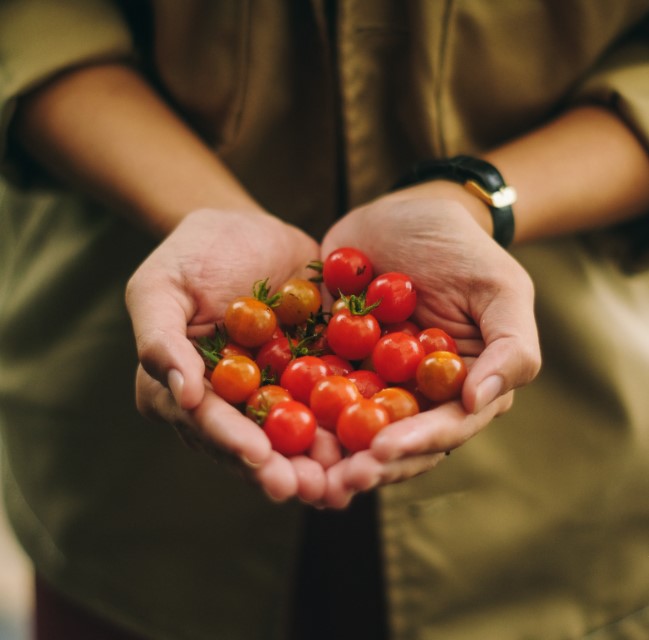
[315,182,541,508]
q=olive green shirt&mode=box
[1,2,649,638]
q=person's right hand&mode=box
[125,207,332,503]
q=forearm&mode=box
[12,62,260,236]
[485,105,649,245]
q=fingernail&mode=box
[168,369,184,405]
[241,454,262,469]
[265,490,287,504]
[473,375,504,414]
[362,475,381,492]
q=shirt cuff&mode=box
[0,0,134,185]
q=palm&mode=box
[155,209,321,329]
[322,191,523,345]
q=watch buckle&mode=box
[465,180,517,208]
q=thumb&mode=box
[126,273,206,410]
[463,284,542,414]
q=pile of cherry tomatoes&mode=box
[194,247,467,457]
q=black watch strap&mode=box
[391,155,516,248]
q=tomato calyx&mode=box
[287,333,322,358]
[259,365,278,386]
[245,392,275,425]
[245,404,268,426]
[338,291,381,316]
[289,315,327,354]
[252,278,281,308]
[194,324,230,369]
[306,259,324,283]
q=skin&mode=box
[13,62,649,508]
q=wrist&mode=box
[398,180,496,237]
[391,155,517,247]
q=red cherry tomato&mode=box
[245,384,293,423]
[381,320,421,336]
[279,355,330,404]
[345,369,387,399]
[210,354,261,404]
[310,375,362,431]
[400,378,435,412]
[274,278,322,326]
[224,296,277,348]
[417,327,458,354]
[322,247,374,296]
[365,272,417,324]
[371,331,425,383]
[371,387,420,422]
[336,398,391,453]
[255,336,294,381]
[263,400,317,456]
[326,309,381,361]
[268,325,285,341]
[415,351,467,403]
[320,354,354,376]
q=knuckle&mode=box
[124,270,144,310]
[516,341,542,386]
[136,329,174,378]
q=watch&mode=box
[391,155,517,248]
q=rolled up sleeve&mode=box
[572,22,649,151]
[570,20,649,271]
[0,0,134,183]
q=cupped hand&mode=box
[126,207,328,502]
[321,383,514,509]
[321,182,541,413]
[316,183,542,507]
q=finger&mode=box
[337,451,383,492]
[291,456,327,504]
[455,337,485,357]
[252,452,299,502]
[137,365,273,468]
[465,275,541,414]
[309,428,343,469]
[322,460,356,510]
[342,450,447,491]
[126,269,206,410]
[190,391,273,467]
[370,392,514,462]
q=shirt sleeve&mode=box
[569,18,649,272]
[0,0,134,184]
[571,20,649,151]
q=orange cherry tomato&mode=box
[336,398,391,453]
[274,278,322,326]
[210,354,261,404]
[224,296,277,348]
[309,375,362,431]
[415,351,467,403]
[371,387,420,422]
